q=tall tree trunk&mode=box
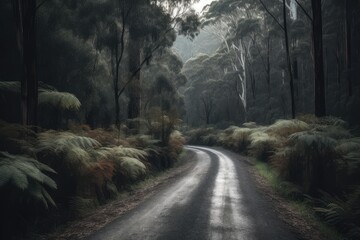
[283,0,296,119]
[128,37,142,132]
[345,0,352,97]
[266,36,271,97]
[311,0,326,117]
[12,0,38,126]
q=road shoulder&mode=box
[35,150,198,240]
[217,147,337,240]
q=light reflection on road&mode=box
[190,147,254,240]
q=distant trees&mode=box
[0,0,200,131]
[180,0,360,126]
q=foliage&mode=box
[38,91,81,110]
[185,127,218,145]
[184,115,359,238]
[0,151,57,208]
[37,131,101,153]
[266,119,310,137]
[0,120,37,154]
[248,131,278,161]
[314,189,360,239]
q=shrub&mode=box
[335,138,360,188]
[185,127,218,145]
[0,121,37,155]
[168,130,186,156]
[0,152,57,237]
[229,127,253,152]
[0,151,57,208]
[248,131,278,161]
[314,188,360,239]
[266,119,310,137]
[286,131,338,194]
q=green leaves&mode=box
[0,81,82,111]
[38,131,101,153]
[38,91,81,110]
[0,151,57,208]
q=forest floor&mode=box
[35,147,340,240]
[240,155,343,240]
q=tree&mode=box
[258,0,296,118]
[12,0,38,126]
[311,0,326,116]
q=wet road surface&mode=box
[88,146,297,240]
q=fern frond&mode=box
[38,91,81,110]
[289,131,337,150]
[266,119,310,137]
[111,146,148,160]
[248,131,278,161]
[0,151,57,208]
[118,157,147,180]
[316,125,352,139]
[0,81,20,93]
[38,131,101,153]
[336,138,360,154]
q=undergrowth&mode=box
[185,115,360,239]
[0,121,186,238]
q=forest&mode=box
[0,0,359,239]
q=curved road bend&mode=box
[88,146,297,240]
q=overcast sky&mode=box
[192,0,216,13]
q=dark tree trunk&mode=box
[266,36,271,97]
[311,0,326,117]
[12,0,38,126]
[283,0,296,119]
[345,0,352,97]
[128,38,141,132]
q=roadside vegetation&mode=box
[184,115,360,239]
[0,119,185,238]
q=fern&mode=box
[169,130,185,155]
[0,81,20,93]
[336,138,360,155]
[118,157,147,180]
[248,131,278,161]
[287,131,337,193]
[316,125,352,140]
[0,81,81,111]
[38,131,101,153]
[38,91,81,110]
[314,189,360,239]
[0,152,57,208]
[266,119,310,137]
[0,121,37,154]
[289,131,337,149]
[229,127,253,152]
[110,146,148,160]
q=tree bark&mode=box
[266,36,271,97]
[128,37,142,132]
[12,0,38,126]
[345,0,352,97]
[283,0,296,119]
[311,0,326,117]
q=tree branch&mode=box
[294,0,312,22]
[258,0,285,31]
